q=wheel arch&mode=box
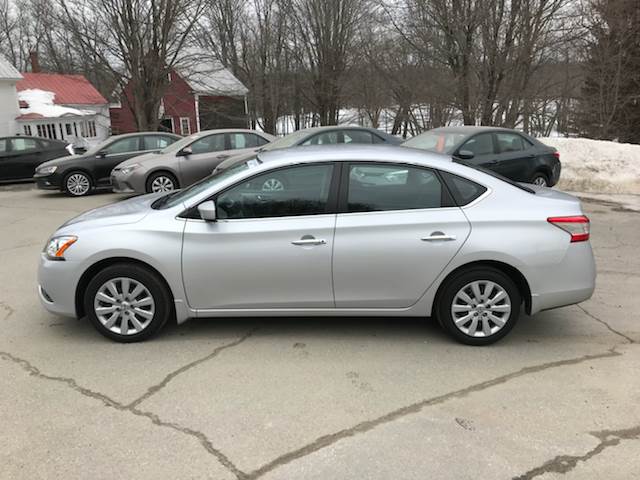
[432,260,532,316]
[75,256,176,320]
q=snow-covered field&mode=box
[539,137,640,194]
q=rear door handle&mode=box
[292,238,326,246]
[421,234,456,242]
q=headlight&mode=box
[37,165,57,175]
[119,163,141,175]
[43,235,77,261]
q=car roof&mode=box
[0,135,66,144]
[110,132,181,140]
[430,126,523,134]
[257,144,452,167]
[196,128,271,136]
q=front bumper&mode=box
[111,171,143,193]
[38,255,81,318]
[34,174,62,190]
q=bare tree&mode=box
[57,0,205,131]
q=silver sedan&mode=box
[38,145,595,345]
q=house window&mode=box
[37,125,44,137]
[80,121,86,137]
[66,124,72,135]
[180,117,191,136]
[86,120,96,137]
[23,125,32,136]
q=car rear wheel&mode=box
[531,172,549,187]
[147,172,178,193]
[436,267,521,346]
[64,171,92,196]
[84,264,172,343]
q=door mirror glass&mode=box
[178,146,193,157]
[197,200,217,221]
[457,149,475,160]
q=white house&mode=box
[0,54,22,137]
[16,73,111,149]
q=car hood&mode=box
[115,151,170,169]
[38,154,89,168]
[59,192,166,229]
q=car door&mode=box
[181,163,338,310]
[491,132,536,182]
[179,133,227,186]
[455,132,497,169]
[7,137,42,179]
[332,162,471,308]
[0,138,14,181]
[94,136,143,185]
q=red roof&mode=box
[16,73,107,105]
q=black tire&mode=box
[436,267,521,346]
[146,171,179,193]
[530,172,549,187]
[84,263,173,343]
[64,171,93,196]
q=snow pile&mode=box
[540,137,640,194]
[18,89,93,118]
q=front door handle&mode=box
[292,237,326,246]
[421,233,457,242]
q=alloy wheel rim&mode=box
[94,277,155,336]
[151,176,175,192]
[67,174,90,196]
[262,178,284,191]
[451,280,511,338]
[533,176,548,187]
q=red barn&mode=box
[110,62,248,135]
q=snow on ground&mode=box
[540,137,640,195]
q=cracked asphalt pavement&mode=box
[1,185,638,479]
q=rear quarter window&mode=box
[440,171,487,206]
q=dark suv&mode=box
[402,126,561,187]
[34,132,181,196]
[0,136,70,183]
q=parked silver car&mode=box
[39,145,595,345]
[110,129,275,194]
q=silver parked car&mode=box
[110,129,275,194]
[38,145,595,345]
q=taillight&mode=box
[547,216,590,242]
[553,151,560,159]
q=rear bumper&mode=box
[528,241,595,314]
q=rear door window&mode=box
[495,133,530,153]
[106,137,141,154]
[346,163,448,212]
[228,133,265,149]
[343,130,374,144]
[460,133,495,156]
[10,138,38,152]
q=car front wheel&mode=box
[436,267,521,346]
[64,171,92,196]
[84,264,173,342]
[147,172,178,193]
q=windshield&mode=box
[157,132,201,154]
[403,130,467,154]
[152,157,261,210]
[261,129,317,151]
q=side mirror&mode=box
[457,149,475,160]
[97,150,107,158]
[197,200,217,221]
[177,146,193,157]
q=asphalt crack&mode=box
[512,424,640,479]
[0,301,15,320]
[128,326,259,408]
[0,348,250,479]
[578,304,635,344]
[245,347,623,479]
